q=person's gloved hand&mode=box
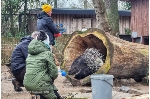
[54,33,62,37]
[58,70,66,76]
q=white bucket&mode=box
[90,74,114,99]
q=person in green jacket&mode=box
[23,30,61,99]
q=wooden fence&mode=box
[1,37,20,64]
[28,13,131,34]
[1,34,71,65]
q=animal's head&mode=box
[68,55,87,75]
[74,66,93,80]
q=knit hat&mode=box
[42,4,52,13]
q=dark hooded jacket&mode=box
[37,11,59,45]
[11,36,33,75]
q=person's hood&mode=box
[37,11,49,19]
[20,35,33,42]
[28,39,50,55]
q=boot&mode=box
[12,78,23,92]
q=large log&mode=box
[61,28,149,86]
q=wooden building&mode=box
[27,8,131,35]
[120,0,149,44]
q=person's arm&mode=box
[46,18,60,34]
[46,51,58,80]
[20,42,29,59]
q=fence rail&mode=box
[1,37,20,64]
[1,34,71,65]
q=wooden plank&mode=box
[59,14,63,25]
[77,19,82,31]
[144,0,149,36]
[70,15,74,33]
[73,18,77,32]
[66,15,70,34]
[139,0,142,36]
[91,15,96,28]
[63,14,67,34]
[57,14,60,24]
[119,16,122,34]
[82,18,92,29]
[123,16,125,34]
[52,15,56,23]
[125,17,129,29]
[69,15,72,34]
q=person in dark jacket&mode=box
[37,4,61,46]
[10,31,40,91]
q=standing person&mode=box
[37,4,61,46]
[23,30,61,99]
[37,4,61,66]
[10,31,40,91]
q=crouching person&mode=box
[11,31,40,91]
[23,30,61,99]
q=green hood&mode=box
[28,39,50,55]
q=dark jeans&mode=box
[54,90,61,99]
[13,67,26,87]
[40,90,61,99]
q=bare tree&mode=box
[92,0,111,32]
[54,0,57,8]
[104,0,119,36]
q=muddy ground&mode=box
[1,65,149,99]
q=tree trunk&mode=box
[8,1,15,36]
[104,0,119,36]
[84,0,88,9]
[20,0,27,33]
[61,28,149,86]
[54,0,57,8]
[92,0,111,32]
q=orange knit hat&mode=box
[42,4,52,13]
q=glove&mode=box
[54,33,61,37]
[58,70,67,76]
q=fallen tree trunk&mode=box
[61,28,149,86]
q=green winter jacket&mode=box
[23,39,58,99]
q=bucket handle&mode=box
[103,79,113,87]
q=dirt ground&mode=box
[1,65,149,99]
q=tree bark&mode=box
[54,0,57,8]
[61,28,149,86]
[8,0,15,36]
[84,0,88,9]
[92,0,111,32]
[20,0,27,33]
[104,0,119,36]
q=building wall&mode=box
[119,16,131,34]
[27,14,130,34]
[130,0,149,36]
